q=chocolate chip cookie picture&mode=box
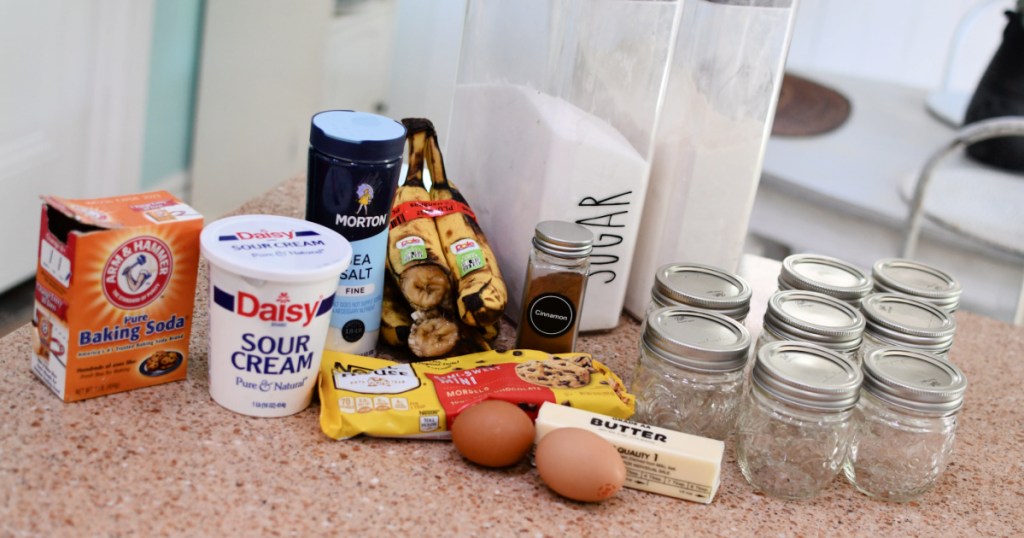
[139,350,183,376]
[549,354,597,373]
[515,359,591,388]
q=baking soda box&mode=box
[30,191,203,401]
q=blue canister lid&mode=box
[310,110,406,163]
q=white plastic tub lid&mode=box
[200,214,351,283]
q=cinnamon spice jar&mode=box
[515,221,593,353]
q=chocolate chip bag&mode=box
[319,348,634,440]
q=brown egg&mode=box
[451,400,535,467]
[535,427,626,502]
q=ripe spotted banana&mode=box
[408,309,459,358]
[380,277,413,347]
[459,322,497,353]
[476,320,500,341]
[387,123,451,310]
[382,279,492,355]
[423,126,508,328]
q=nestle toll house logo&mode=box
[103,236,173,310]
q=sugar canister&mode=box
[736,341,863,500]
[631,307,750,440]
[872,258,962,313]
[646,263,752,322]
[859,293,957,361]
[844,347,967,502]
[778,253,873,306]
[757,290,866,366]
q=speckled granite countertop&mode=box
[2,178,1022,537]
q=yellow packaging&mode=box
[30,191,203,401]
[319,349,635,439]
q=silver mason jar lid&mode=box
[763,290,866,353]
[651,263,752,320]
[752,341,863,412]
[863,347,967,416]
[778,253,873,303]
[533,221,594,258]
[641,307,751,373]
[861,293,956,352]
[872,258,962,312]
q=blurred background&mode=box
[1,0,1018,334]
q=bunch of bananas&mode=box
[381,118,507,359]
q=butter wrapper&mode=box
[535,402,725,504]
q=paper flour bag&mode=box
[444,0,677,330]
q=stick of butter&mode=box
[534,402,725,504]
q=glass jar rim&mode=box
[764,290,866,343]
[872,258,962,301]
[533,221,593,258]
[861,347,966,415]
[861,293,957,342]
[779,253,873,300]
[653,263,752,311]
[642,307,750,372]
[752,341,862,411]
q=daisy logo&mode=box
[102,236,173,310]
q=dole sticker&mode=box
[450,238,485,277]
[396,236,427,267]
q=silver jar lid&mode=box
[861,293,956,353]
[763,290,866,353]
[533,221,594,258]
[642,307,751,373]
[863,347,967,416]
[872,258,962,312]
[651,263,752,320]
[778,253,873,303]
[752,341,863,412]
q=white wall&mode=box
[785,0,1012,92]
[320,0,398,115]
[0,0,154,293]
[190,0,332,219]
[384,0,466,146]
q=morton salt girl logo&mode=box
[356,183,374,214]
[335,181,387,228]
[102,236,173,310]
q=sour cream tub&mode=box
[200,215,352,417]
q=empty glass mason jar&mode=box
[872,258,962,313]
[757,290,866,366]
[859,293,957,362]
[778,253,874,306]
[844,347,968,502]
[646,263,752,322]
[736,341,862,500]
[631,307,750,440]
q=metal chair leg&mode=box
[900,116,1024,325]
[901,116,1024,259]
